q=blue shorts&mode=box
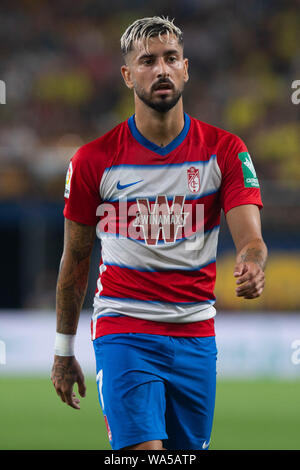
[93,333,217,450]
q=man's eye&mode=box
[143,58,153,65]
[168,56,176,62]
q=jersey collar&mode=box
[127,112,191,156]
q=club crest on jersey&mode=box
[187,166,200,193]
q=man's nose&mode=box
[156,58,169,77]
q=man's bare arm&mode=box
[56,218,96,334]
[226,205,268,299]
[51,218,96,409]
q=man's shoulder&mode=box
[190,115,244,150]
[74,120,127,164]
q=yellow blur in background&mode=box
[215,252,300,311]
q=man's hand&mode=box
[234,261,265,299]
[226,205,267,300]
[51,356,86,410]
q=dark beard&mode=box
[135,86,183,113]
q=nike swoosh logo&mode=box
[117,179,143,190]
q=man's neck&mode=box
[134,100,185,147]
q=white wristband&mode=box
[54,332,76,356]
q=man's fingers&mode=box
[52,380,80,409]
[236,270,254,284]
[236,278,265,298]
[236,282,263,297]
[243,287,264,299]
[233,262,248,278]
[236,272,252,285]
[70,392,81,408]
[51,378,65,402]
[63,389,81,409]
[243,286,264,299]
[56,387,66,403]
[77,376,86,398]
[236,278,260,295]
[236,278,255,294]
[236,265,261,285]
[236,271,264,293]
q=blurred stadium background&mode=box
[0,0,300,450]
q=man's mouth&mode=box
[153,82,174,95]
[153,81,173,91]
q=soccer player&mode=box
[51,17,267,450]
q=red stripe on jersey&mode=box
[91,315,215,338]
[97,262,216,303]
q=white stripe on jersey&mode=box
[100,156,221,203]
[99,225,220,272]
[93,295,216,324]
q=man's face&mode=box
[122,34,189,113]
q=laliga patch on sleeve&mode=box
[64,161,73,198]
[238,152,260,188]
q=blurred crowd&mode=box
[0,0,299,202]
[0,0,299,310]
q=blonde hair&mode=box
[120,16,183,57]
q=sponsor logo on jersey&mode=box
[133,194,188,245]
[187,166,200,192]
[238,152,259,188]
[64,161,73,198]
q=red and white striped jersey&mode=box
[63,113,263,339]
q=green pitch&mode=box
[0,377,299,450]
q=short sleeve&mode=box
[63,146,102,226]
[218,135,263,215]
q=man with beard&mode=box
[51,17,267,451]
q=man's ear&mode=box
[121,64,134,89]
[183,58,189,83]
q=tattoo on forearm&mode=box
[56,220,95,334]
[240,246,267,271]
[56,260,89,333]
